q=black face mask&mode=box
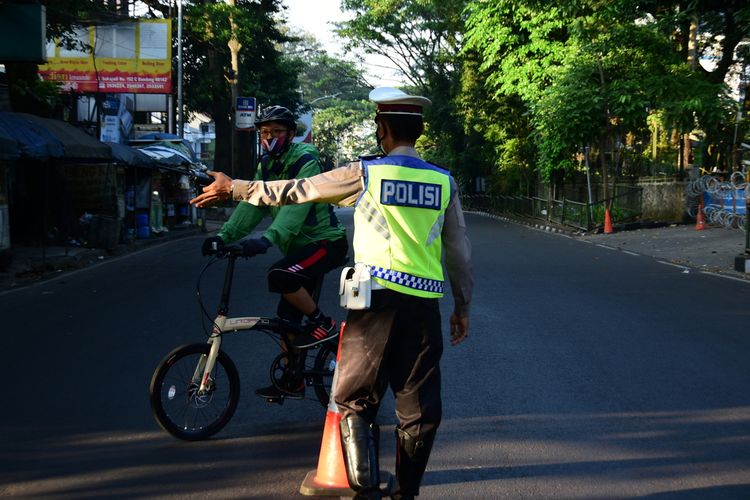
[375,121,386,154]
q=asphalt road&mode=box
[1,210,749,499]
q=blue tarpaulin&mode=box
[703,190,747,215]
[0,112,64,160]
[0,130,20,160]
[0,112,112,161]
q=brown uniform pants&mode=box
[334,289,443,441]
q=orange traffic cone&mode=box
[299,322,354,496]
[604,208,614,234]
[695,201,707,231]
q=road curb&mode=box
[465,210,585,237]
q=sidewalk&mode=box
[0,225,206,292]
[475,211,750,280]
[581,223,750,279]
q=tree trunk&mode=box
[683,15,699,173]
[599,137,609,204]
[208,41,230,174]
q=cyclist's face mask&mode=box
[259,126,290,156]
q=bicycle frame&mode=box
[197,315,292,393]
[195,250,310,395]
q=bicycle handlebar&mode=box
[205,243,254,258]
[191,170,214,187]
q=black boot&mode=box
[340,414,381,499]
[392,427,435,498]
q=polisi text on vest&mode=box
[380,180,442,210]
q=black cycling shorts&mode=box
[268,238,349,320]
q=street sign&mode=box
[236,97,256,130]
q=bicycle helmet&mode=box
[255,105,297,131]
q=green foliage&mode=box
[338,0,469,176]
[182,0,301,115]
[338,0,465,89]
[464,0,746,188]
[283,30,371,106]
[313,99,376,169]
[458,50,537,195]
[281,30,376,167]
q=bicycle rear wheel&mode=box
[310,342,338,407]
[149,343,240,441]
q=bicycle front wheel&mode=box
[149,343,240,441]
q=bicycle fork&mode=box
[195,315,226,394]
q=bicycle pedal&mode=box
[264,396,285,405]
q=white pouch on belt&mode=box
[339,262,372,310]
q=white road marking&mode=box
[700,271,750,284]
[657,261,690,271]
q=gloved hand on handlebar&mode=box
[239,236,272,257]
[202,236,225,256]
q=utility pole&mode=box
[226,0,241,178]
[177,0,184,137]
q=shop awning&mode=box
[0,112,112,161]
[0,112,64,160]
[22,114,111,160]
[0,130,20,160]
[106,141,155,168]
[131,132,196,161]
[134,140,195,166]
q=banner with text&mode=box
[39,19,172,94]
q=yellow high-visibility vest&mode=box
[354,155,451,298]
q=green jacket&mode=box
[217,142,346,255]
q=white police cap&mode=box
[369,87,431,116]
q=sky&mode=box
[282,0,404,87]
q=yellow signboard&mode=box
[39,19,172,94]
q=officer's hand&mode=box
[202,236,224,256]
[190,171,234,208]
[449,313,469,346]
[239,237,272,257]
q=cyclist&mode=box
[202,105,348,400]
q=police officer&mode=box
[192,87,473,499]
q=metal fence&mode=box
[461,185,643,232]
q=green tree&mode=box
[281,29,375,168]
[464,0,742,198]
[313,99,376,169]
[337,0,471,179]
[458,52,536,195]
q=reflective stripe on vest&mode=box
[354,155,451,298]
[369,266,444,294]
